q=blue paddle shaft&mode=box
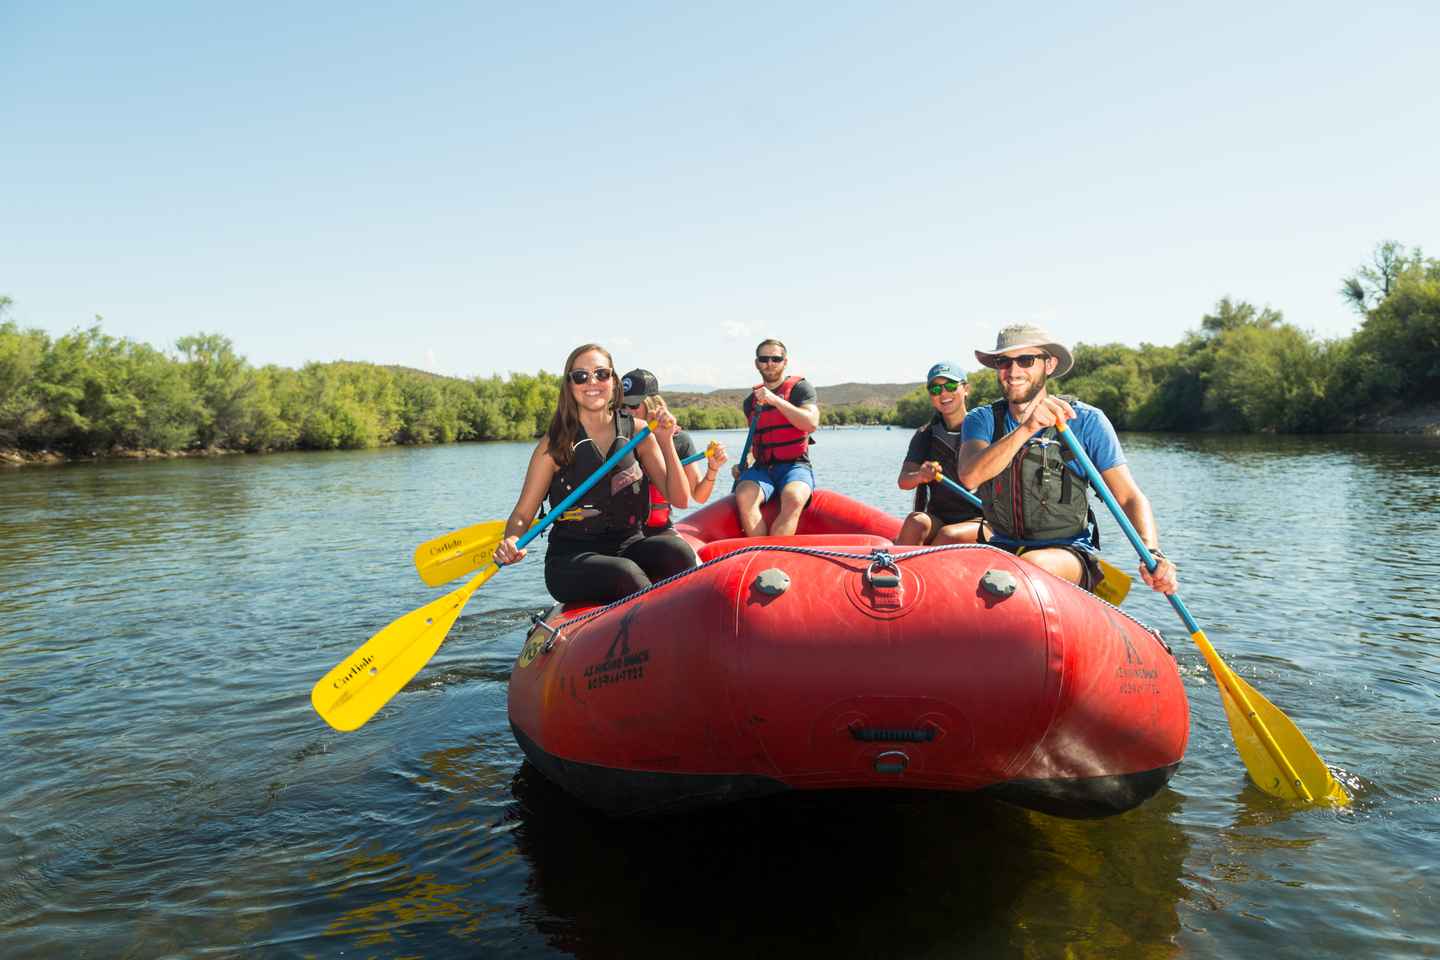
[937,474,983,510]
[1054,422,1199,633]
[732,410,759,491]
[681,450,707,466]
[737,412,758,467]
[514,424,654,551]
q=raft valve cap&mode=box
[753,568,791,596]
[980,569,1018,598]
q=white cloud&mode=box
[720,320,753,340]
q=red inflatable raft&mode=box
[508,490,1188,819]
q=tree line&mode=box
[2,242,1436,457]
[0,316,557,454]
[894,241,1439,432]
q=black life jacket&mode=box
[979,398,1095,544]
[546,414,648,542]
[748,376,812,464]
[912,415,982,520]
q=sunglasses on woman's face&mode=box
[927,381,963,395]
[994,354,1046,370]
[568,368,613,384]
[755,355,785,364]
[621,401,644,412]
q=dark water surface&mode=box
[3,428,1438,958]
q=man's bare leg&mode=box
[735,481,768,537]
[769,481,811,538]
[1016,546,1083,584]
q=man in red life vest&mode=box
[619,368,729,537]
[731,338,820,537]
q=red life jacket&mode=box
[750,376,811,464]
[642,429,697,531]
[644,480,670,528]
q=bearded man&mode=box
[956,324,1178,595]
[732,338,819,537]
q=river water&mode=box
[3,427,1438,958]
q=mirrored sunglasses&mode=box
[568,368,614,384]
[927,381,963,395]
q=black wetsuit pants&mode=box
[544,530,696,604]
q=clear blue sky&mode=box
[3,1,1436,390]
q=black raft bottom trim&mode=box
[511,722,791,817]
[513,722,1179,819]
[980,763,1183,819]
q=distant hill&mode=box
[666,381,923,410]
[381,365,923,410]
[382,364,461,382]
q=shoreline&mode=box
[6,410,1439,470]
[1,446,247,468]
[1346,400,1440,437]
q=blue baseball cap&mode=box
[926,361,966,383]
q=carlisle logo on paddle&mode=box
[429,538,462,556]
[333,654,374,689]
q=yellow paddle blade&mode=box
[1195,629,1349,806]
[413,519,536,587]
[1093,557,1133,606]
[311,565,499,731]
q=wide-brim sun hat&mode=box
[974,324,1073,378]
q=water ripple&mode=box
[3,432,1438,958]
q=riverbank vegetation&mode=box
[2,243,1437,461]
[891,241,1439,431]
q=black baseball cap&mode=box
[620,369,660,404]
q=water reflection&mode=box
[510,765,1191,960]
[313,737,529,955]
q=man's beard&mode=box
[1005,371,1047,405]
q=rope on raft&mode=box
[549,543,1161,638]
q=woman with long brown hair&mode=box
[493,343,697,603]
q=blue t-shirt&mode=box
[960,400,1125,548]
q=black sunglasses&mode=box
[568,368,614,384]
[927,381,963,395]
[994,354,1047,370]
[756,354,786,364]
[621,401,644,411]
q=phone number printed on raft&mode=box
[585,649,651,690]
[1116,664,1161,696]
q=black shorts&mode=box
[927,509,982,528]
